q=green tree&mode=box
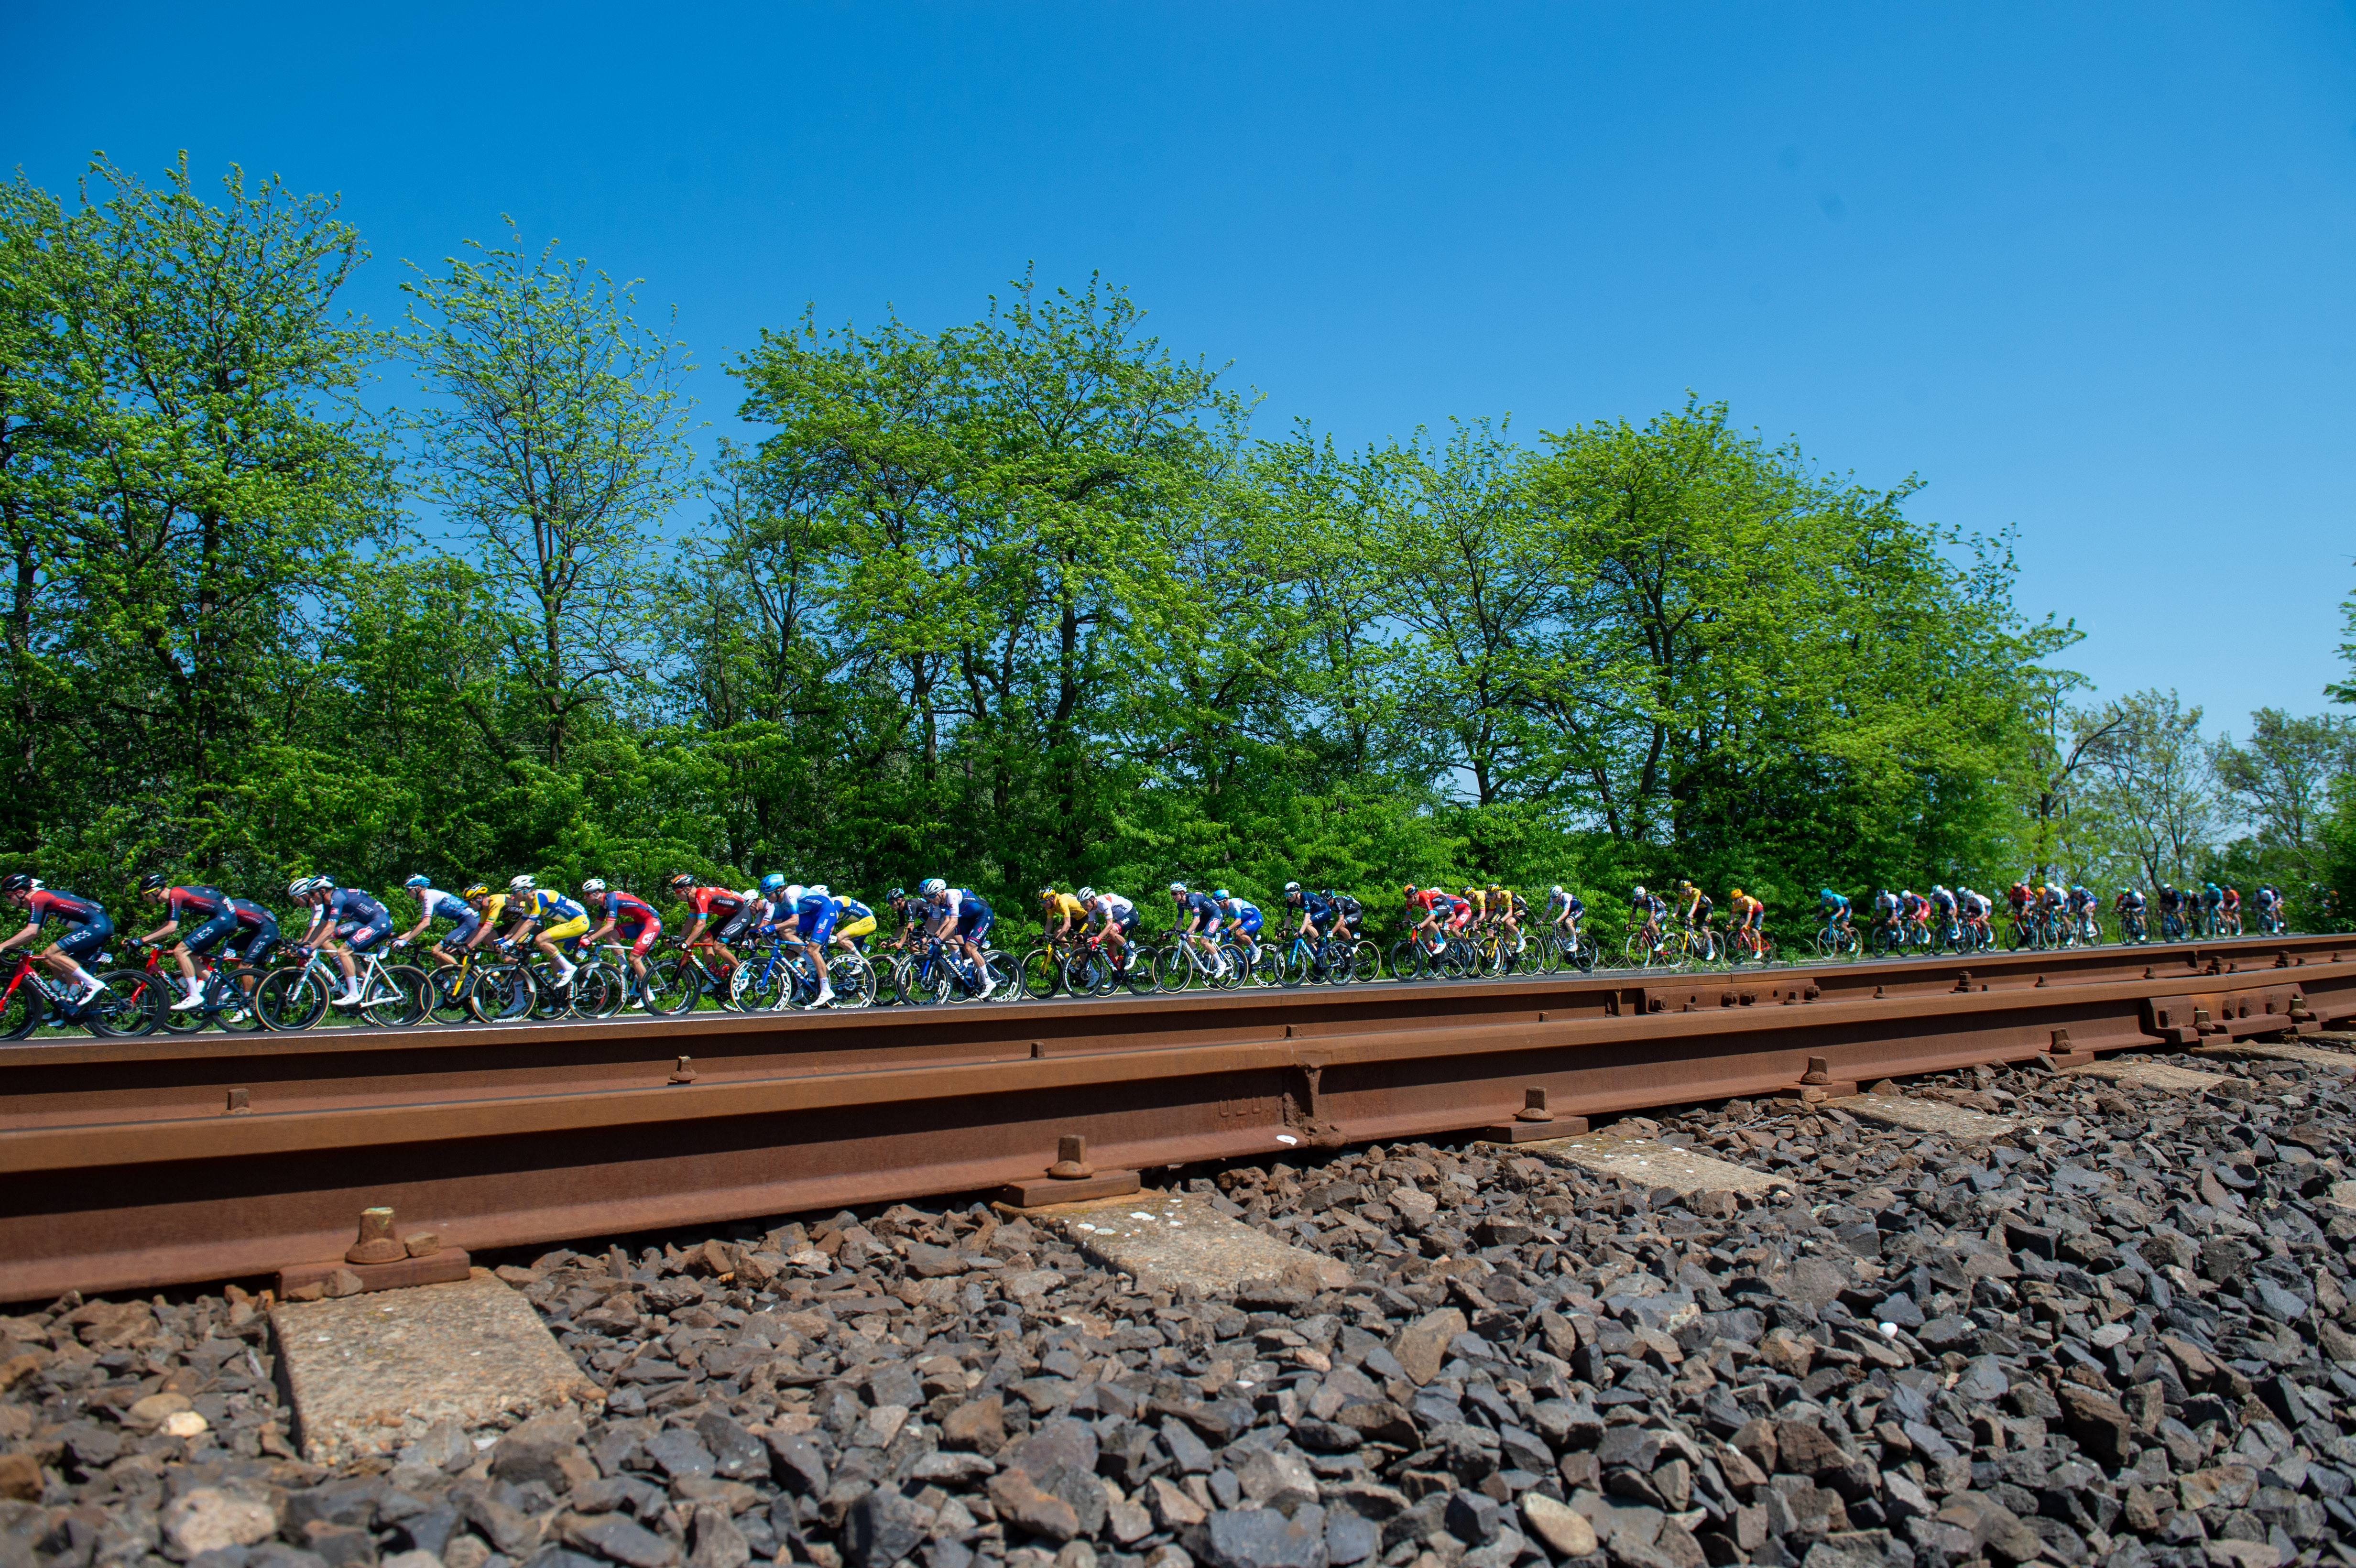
[400,223,694,770]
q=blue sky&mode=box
[8,3,2354,742]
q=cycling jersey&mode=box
[2201,888,2224,907]
[1685,893,1714,922]
[164,885,231,922]
[790,892,839,944]
[1331,894,1363,927]
[513,889,585,925]
[2255,888,2279,908]
[1548,890,1583,919]
[1931,889,1955,912]
[836,896,874,922]
[2159,888,2183,911]
[25,888,111,961]
[685,885,747,923]
[1298,892,1334,926]
[414,887,473,925]
[598,890,659,927]
[2116,891,2145,911]
[933,888,994,939]
[225,898,281,965]
[1044,893,1088,925]
[1731,894,1763,925]
[1222,899,1262,936]
[1963,893,1992,918]
[1407,888,1444,915]
[27,889,107,930]
[324,888,391,928]
[1089,892,1137,926]
[2223,889,2241,910]
[1874,893,1899,916]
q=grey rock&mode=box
[1191,1509,1330,1568]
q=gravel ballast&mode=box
[6,1045,2356,1568]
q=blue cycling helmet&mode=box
[1213,888,1231,901]
[759,873,787,895]
[404,873,431,890]
[1821,888,1836,900]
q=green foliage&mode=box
[1,170,2092,944]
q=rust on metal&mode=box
[344,1206,408,1265]
[0,932,2348,1300]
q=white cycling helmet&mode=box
[509,874,536,893]
[1634,885,1647,898]
[919,877,946,896]
[1076,887,1096,902]
[579,877,606,895]
[1169,882,1188,894]
[1551,884,1564,895]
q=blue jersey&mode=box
[1185,892,1222,926]
[416,888,472,925]
[835,897,873,922]
[520,889,585,924]
[1300,893,1335,925]
[324,888,390,926]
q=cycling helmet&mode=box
[137,872,165,892]
[811,884,829,897]
[407,873,435,890]
[887,886,906,901]
[1403,883,1417,895]
[579,877,606,895]
[1550,884,1564,895]
[463,883,490,901]
[759,873,786,895]
[1730,887,1745,900]
[1213,888,1230,901]
[1283,880,1301,894]
[1460,886,1476,896]
[1822,888,1835,900]
[667,871,696,890]
[1169,882,1188,894]
[1076,887,1096,903]
[919,877,946,896]
[1678,879,1693,892]
[287,878,314,901]
[1634,885,1647,898]
[0,872,30,893]
[784,884,807,905]
[1038,885,1057,898]
[509,874,536,894]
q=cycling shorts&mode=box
[1233,911,1262,936]
[837,914,876,942]
[338,920,392,954]
[183,912,238,956]
[718,907,758,943]
[229,920,280,968]
[800,907,838,945]
[954,906,993,941]
[621,917,661,958]
[437,912,483,948]
[539,914,590,943]
[1445,909,1472,931]
[54,915,111,963]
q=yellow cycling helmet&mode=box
[462,882,490,900]
[1730,887,1744,900]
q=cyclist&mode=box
[822,887,878,954]
[922,878,997,998]
[1864,888,1897,946]
[1459,886,1488,929]
[1329,889,1365,939]
[2066,884,2098,941]
[502,875,589,991]
[1041,886,1090,942]
[1547,885,1584,947]
[1631,885,1667,955]
[1078,886,1138,966]
[459,883,508,954]
[2157,882,2184,937]
[293,878,394,1006]
[579,879,661,1002]
[1216,889,1263,948]
[669,874,750,968]
[1818,888,1852,942]
[2198,881,2224,935]
[2220,884,2242,935]
[1679,880,1713,936]
[1285,881,1328,938]
[133,874,243,1012]
[1496,885,1525,939]
[882,888,929,954]
[777,883,840,1008]
[2253,884,2282,933]
[1955,886,1991,944]
[2114,885,2145,939]
[1729,886,1764,950]
[394,876,480,966]
[2007,881,2031,930]
[1927,884,1957,942]
[1169,882,1229,979]
[0,874,111,1006]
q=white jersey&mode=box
[1090,892,1135,922]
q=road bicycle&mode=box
[257,944,431,1031]
[894,937,999,1004]
[2256,908,2288,936]
[2159,908,2188,943]
[122,938,269,1034]
[1870,916,1931,957]
[731,934,876,1011]
[1535,926,1596,974]
[472,939,625,1023]
[647,939,743,1017]
[2118,908,2148,944]
[1389,921,1477,980]
[1017,931,1088,1000]
[1152,926,1248,991]
[1726,922,1778,966]
[1620,920,1676,970]
[1268,926,1360,987]
[1659,921,1720,969]
[0,952,162,1040]
[1814,920,1861,960]
[1061,930,1159,996]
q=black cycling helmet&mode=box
[887,886,906,902]
[0,872,29,893]
[137,872,166,892]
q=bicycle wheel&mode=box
[87,970,164,1037]
[1116,946,1158,994]
[425,965,474,1024]
[258,964,330,1031]
[364,965,431,1028]
[1624,930,1652,969]
[985,949,1020,998]
[732,959,787,1012]
[828,953,876,1010]
[1020,946,1063,1000]
[0,983,37,1040]
[465,962,529,1024]
[1279,943,1314,987]
[570,962,626,1019]
[1387,940,1423,980]
[211,974,268,1033]
[1152,946,1194,992]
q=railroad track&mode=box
[2,933,2347,1303]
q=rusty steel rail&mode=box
[0,934,2347,1302]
